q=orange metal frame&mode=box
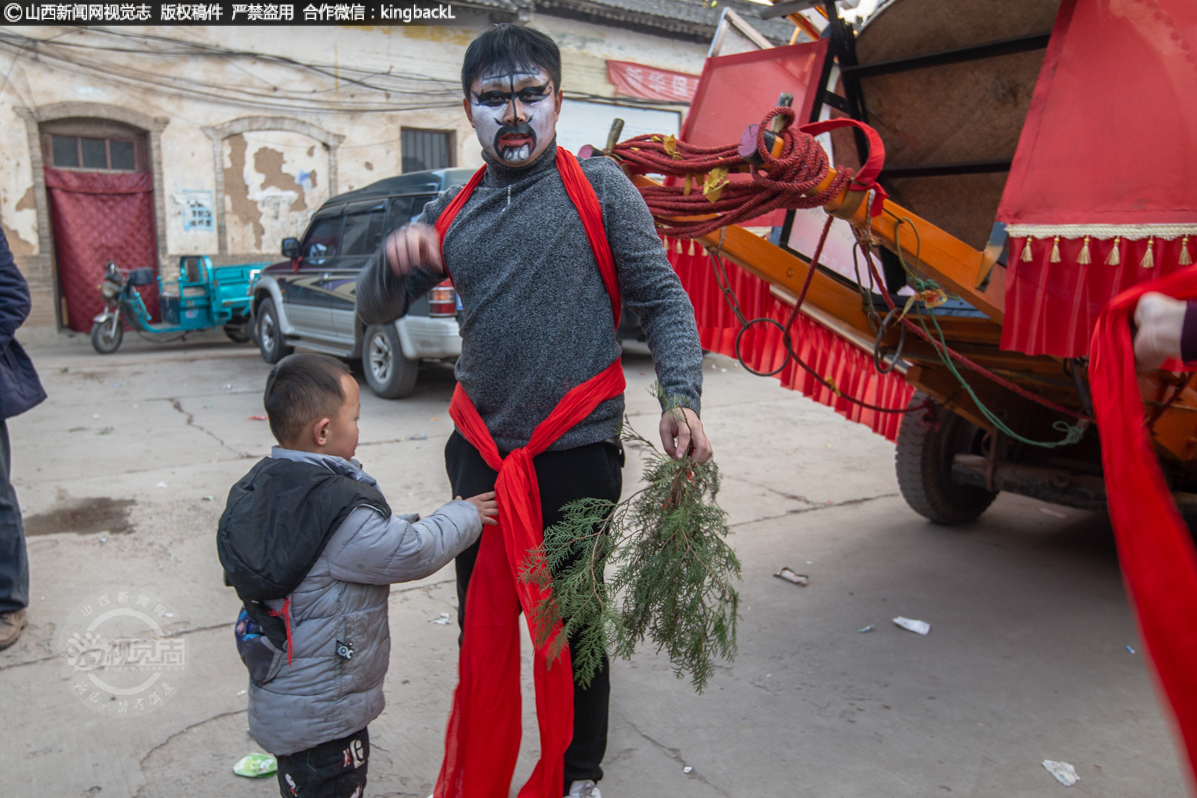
[632,172,1076,433]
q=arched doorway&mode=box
[40,117,160,331]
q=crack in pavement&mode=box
[619,711,730,797]
[730,492,899,528]
[0,621,236,673]
[3,588,455,674]
[0,651,59,673]
[358,435,449,448]
[135,708,249,797]
[168,398,253,459]
[720,473,820,506]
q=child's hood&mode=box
[216,455,391,604]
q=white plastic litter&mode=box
[430,613,452,625]
[1042,760,1079,786]
[154,481,168,488]
[683,766,693,774]
[773,567,809,586]
[893,616,930,635]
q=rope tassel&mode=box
[1181,236,1192,266]
[1050,236,1062,264]
[1141,237,1155,269]
[1106,237,1122,266]
[1021,237,1034,262]
[1078,236,1092,265]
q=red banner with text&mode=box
[607,61,699,103]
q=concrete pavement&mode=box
[0,333,1186,797]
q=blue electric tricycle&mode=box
[90,256,269,354]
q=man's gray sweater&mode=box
[356,143,703,453]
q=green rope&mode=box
[888,218,1088,449]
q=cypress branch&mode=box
[521,391,741,692]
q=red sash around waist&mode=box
[433,147,625,798]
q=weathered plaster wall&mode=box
[222,131,331,254]
[0,20,705,329]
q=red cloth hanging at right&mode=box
[1090,267,1197,786]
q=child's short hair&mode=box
[263,353,351,445]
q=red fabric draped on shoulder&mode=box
[1090,267,1197,783]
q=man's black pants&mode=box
[446,431,622,790]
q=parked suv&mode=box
[250,168,475,398]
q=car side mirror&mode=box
[281,237,300,258]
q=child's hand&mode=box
[458,491,498,526]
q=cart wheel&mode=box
[895,391,998,524]
[362,324,418,399]
[90,318,123,354]
[255,299,293,364]
[224,322,251,344]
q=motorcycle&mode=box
[91,257,265,354]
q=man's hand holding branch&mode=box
[660,407,713,463]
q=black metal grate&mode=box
[401,128,454,173]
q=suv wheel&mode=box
[256,298,293,364]
[362,324,418,399]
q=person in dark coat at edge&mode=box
[0,228,47,650]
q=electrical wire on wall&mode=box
[0,27,695,117]
[0,26,465,113]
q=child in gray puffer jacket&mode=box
[218,353,496,798]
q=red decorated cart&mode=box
[597,0,1197,525]
[595,0,1197,776]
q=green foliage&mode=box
[520,395,740,692]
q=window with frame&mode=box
[340,201,387,256]
[50,136,138,171]
[401,129,454,173]
[302,213,343,265]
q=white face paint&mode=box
[467,65,559,167]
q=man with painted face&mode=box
[357,24,708,798]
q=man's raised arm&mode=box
[355,222,446,326]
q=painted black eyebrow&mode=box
[471,82,552,103]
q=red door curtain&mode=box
[45,167,159,331]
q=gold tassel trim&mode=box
[676,238,683,254]
[1021,237,1033,262]
[1106,237,1121,266]
[1141,236,1155,269]
[1077,236,1091,264]
[1049,236,1062,263]
[1181,236,1193,266]
[688,239,696,256]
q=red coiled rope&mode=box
[613,107,855,239]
